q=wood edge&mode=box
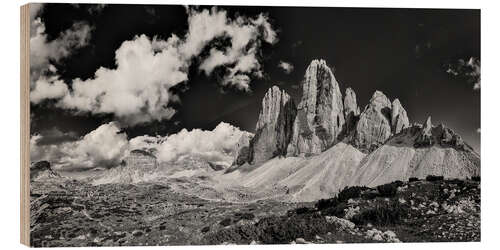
[20,3,30,247]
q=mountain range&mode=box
[34,59,480,203]
[224,59,480,201]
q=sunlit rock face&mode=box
[244,86,297,165]
[287,59,345,156]
[391,98,410,134]
[353,91,393,152]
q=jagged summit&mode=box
[286,59,345,156]
[234,86,297,165]
[226,59,479,201]
[352,90,393,151]
[240,59,476,160]
[391,99,410,134]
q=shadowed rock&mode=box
[343,87,360,134]
[243,86,297,165]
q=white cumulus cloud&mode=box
[155,122,250,164]
[30,16,92,88]
[30,7,278,126]
[31,122,129,170]
[31,121,251,170]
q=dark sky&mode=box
[32,4,480,151]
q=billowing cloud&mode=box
[56,35,186,125]
[31,122,251,170]
[31,122,129,170]
[277,60,294,74]
[30,16,92,88]
[446,57,480,90]
[197,11,278,91]
[155,122,250,164]
[30,7,278,126]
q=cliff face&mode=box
[235,86,297,165]
[352,91,393,152]
[391,99,410,134]
[287,59,345,156]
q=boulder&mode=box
[391,99,409,134]
[248,86,297,164]
[287,59,345,156]
[353,91,392,152]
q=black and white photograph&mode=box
[24,2,480,247]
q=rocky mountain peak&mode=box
[353,90,392,152]
[237,86,297,165]
[255,86,292,131]
[413,117,469,151]
[287,59,345,156]
[369,90,392,109]
[424,116,432,132]
[391,98,410,134]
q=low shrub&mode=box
[377,183,398,197]
[206,213,337,244]
[337,186,368,202]
[426,175,444,182]
[315,197,339,211]
[391,180,404,187]
[471,176,480,182]
[448,178,465,185]
[321,202,348,217]
[351,201,407,226]
[408,177,419,182]
[255,213,334,244]
[316,186,369,211]
[361,190,378,200]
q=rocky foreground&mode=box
[30,176,480,246]
[29,179,298,247]
[206,176,480,244]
